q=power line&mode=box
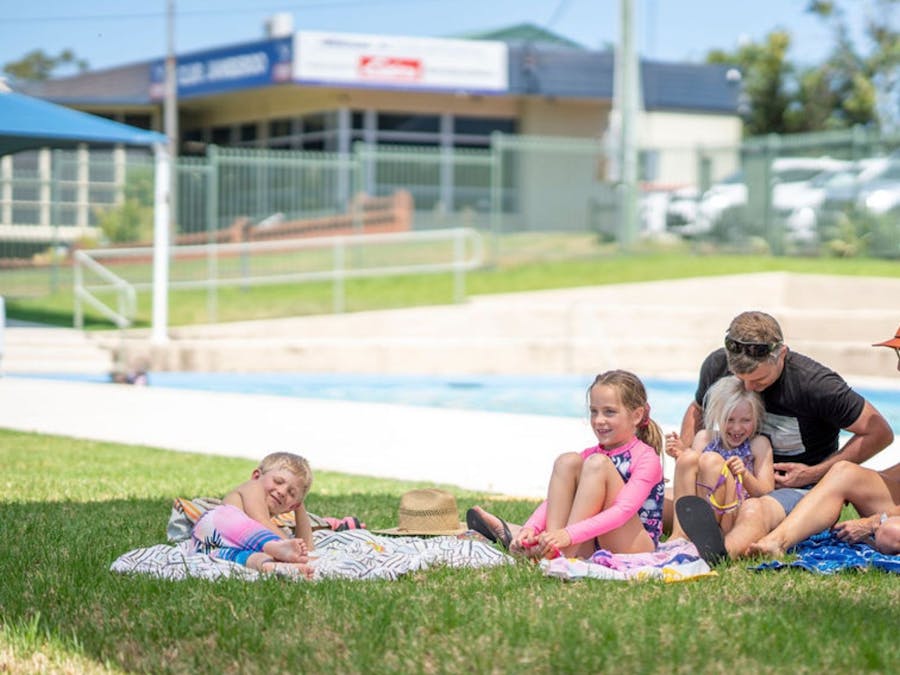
[0,0,444,24]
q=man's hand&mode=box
[773,462,819,488]
[832,516,879,543]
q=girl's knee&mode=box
[552,452,584,476]
[676,449,701,469]
[581,452,613,476]
[698,451,725,472]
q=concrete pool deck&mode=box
[1,375,897,498]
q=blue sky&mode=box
[0,0,871,74]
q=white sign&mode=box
[294,31,508,93]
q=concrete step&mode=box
[2,327,116,374]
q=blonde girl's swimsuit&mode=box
[702,436,754,473]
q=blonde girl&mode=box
[668,376,774,539]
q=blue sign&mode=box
[150,37,293,100]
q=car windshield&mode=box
[776,168,829,183]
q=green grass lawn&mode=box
[6,248,900,329]
[1,429,897,674]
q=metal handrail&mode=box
[73,227,484,325]
[72,249,136,329]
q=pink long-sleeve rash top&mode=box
[523,436,663,546]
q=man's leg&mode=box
[724,494,787,558]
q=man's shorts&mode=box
[766,487,811,516]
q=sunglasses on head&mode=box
[724,335,781,358]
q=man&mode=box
[675,310,894,562]
[747,322,900,556]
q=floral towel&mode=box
[111,529,511,582]
[752,530,900,575]
[540,538,714,582]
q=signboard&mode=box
[293,31,508,93]
[149,37,293,100]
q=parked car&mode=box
[817,157,900,219]
[671,157,850,237]
[782,160,878,241]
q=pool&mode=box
[14,371,900,433]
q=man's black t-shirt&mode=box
[694,348,865,466]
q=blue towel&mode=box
[753,530,900,574]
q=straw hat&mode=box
[873,324,900,349]
[373,488,467,536]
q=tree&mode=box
[707,31,794,137]
[2,48,88,82]
[803,0,900,131]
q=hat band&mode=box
[399,506,455,518]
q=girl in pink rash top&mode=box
[468,370,664,559]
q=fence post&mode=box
[73,254,84,330]
[489,131,503,264]
[206,146,220,322]
[453,228,465,303]
[333,237,346,314]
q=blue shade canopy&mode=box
[0,89,166,155]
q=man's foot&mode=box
[263,538,308,563]
[747,537,786,558]
[466,506,512,549]
[675,496,728,565]
[260,560,314,580]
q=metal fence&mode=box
[73,227,484,326]
[2,127,899,305]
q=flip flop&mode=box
[465,508,512,549]
[676,495,728,565]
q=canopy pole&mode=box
[151,143,170,343]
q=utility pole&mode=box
[153,0,177,343]
[614,0,640,249]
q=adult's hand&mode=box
[832,516,878,543]
[773,461,818,488]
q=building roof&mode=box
[463,23,588,50]
[21,30,739,115]
[18,62,154,107]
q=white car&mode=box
[682,157,851,236]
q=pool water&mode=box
[19,371,900,433]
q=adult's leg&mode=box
[669,449,701,540]
[563,453,654,556]
[752,461,900,556]
[723,495,786,558]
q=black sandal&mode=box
[676,495,728,565]
[466,507,512,549]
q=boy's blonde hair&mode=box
[258,452,312,497]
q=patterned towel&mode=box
[111,529,512,582]
[752,530,900,575]
[540,538,714,582]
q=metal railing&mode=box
[73,249,136,329]
[72,227,484,326]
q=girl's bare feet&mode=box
[260,560,314,580]
[263,538,308,563]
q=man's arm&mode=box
[775,401,894,487]
[679,401,705,447]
